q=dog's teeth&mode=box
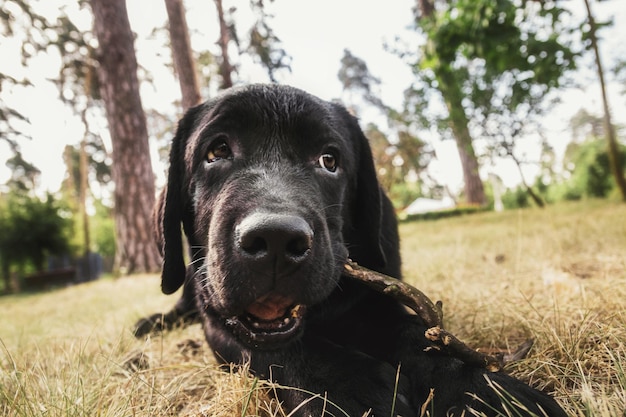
[283,318,290,325]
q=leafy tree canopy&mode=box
[407,0,578,133]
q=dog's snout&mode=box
[236,213,313,272]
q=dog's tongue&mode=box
[246,293,294,321]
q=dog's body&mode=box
[139,84,565,416]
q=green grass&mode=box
[1,200,625,416]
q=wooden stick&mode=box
[343,260,443,328]
[342,260,503,372]
[425,327,502,372]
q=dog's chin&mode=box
[224,293,307,350]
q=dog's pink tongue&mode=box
[246,293,294,321]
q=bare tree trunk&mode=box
[583,0,626,201]
[164,0,202,110]
[214,0,234,89]
[438,67,486,205]
[416,0,486,206]
[90,0,162,274]
[79,123,92,278]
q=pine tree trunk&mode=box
[214,0,234,89]
[164,0,202,110]
[90,0,162,274]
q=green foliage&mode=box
[91,200,115,258]
[389,181,422,210]
[571,140,614,198]
[0,192,73,278]
[403,0,578,205]
[416,0,577,95]
[501,186,530,209]
[544,139,626,201]
[564,139,625,199]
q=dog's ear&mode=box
[156,105,203,295]
[344,112,388,269]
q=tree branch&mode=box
[343,260,504,372]
[343,260,443,328]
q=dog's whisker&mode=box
[188,256,207,266]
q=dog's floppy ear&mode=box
[156,105,203,295]
[344,112,388,269]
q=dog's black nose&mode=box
[235,213,313,273]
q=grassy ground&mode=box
[1,200,625,416]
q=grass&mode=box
[1,199,625,416]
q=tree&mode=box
[61,136,111,258]
[582,0,626,201]
[0,75,30,158]
[164,0,202,110]
[563,139,625,199]
[210,0,291,90]
[4,152,40,192]
[337,49,433,206]
[89,0,161,274]
[407,0,577,206]
[0,0,53,178]
[338,49,385,110]
[246,0,292,83]
[214,0,235,89]
[0,192,72,292]
[411,0,486,205]
[570,108,604,142]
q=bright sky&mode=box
[1,0,625,194]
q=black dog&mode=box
[136,84,566,416]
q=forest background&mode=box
[0,0,625,285]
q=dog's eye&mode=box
[207,141,232,163]
[318,153,338,173]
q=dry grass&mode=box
[1,200,624,416]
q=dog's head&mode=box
[156,84,387,348]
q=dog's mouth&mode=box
[225,293,306,349]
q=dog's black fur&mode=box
[137,84,566,416]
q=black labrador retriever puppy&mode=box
[137,84,566,416]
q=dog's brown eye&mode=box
[318,153,337,172]
[207,141,232,163]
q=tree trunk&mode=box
[79,133,92,278]
[583,0,626,201]
[1,261,11,294]
[164,0,202,110]
[90,0,162,274]
[416,0,486,206]
[214,0,234,89]
[437,67,486,205]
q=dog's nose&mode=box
[235,213,313,272]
